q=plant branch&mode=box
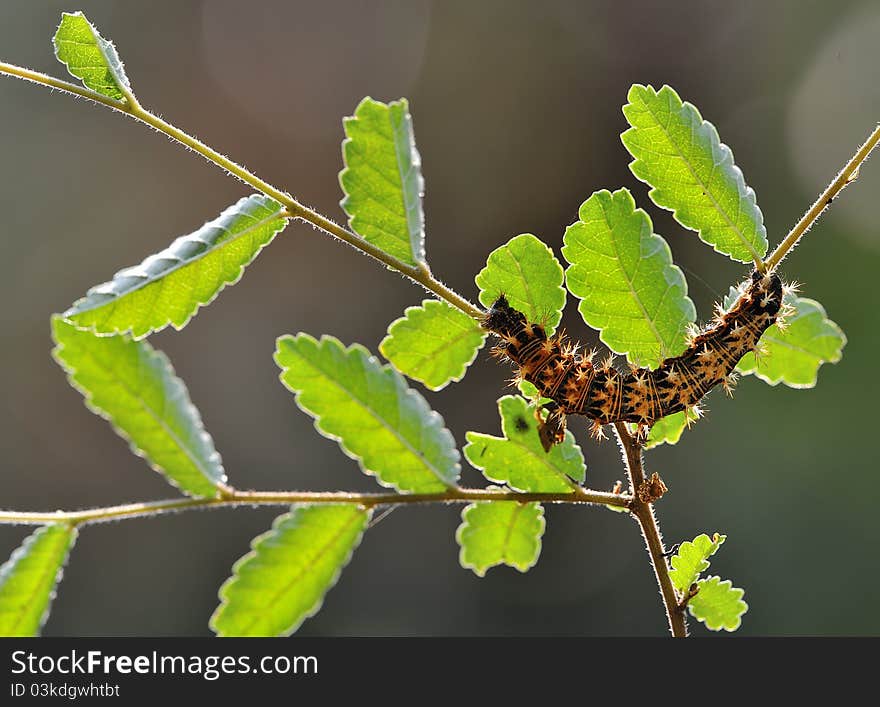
[613,422,687,638]
[0,485,631,528]
[765,123,880,271]
[0,62,485,322]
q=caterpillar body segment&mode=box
[483,270,783,449]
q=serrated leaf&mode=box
[670,533,726,594]
[64,195,288,339]
[275,334,459,493]
[645,408,699,449]
[736,296,846,388]
[53,11,131,101]
[340,97,425,267]
[689,576,748,632]
[562,188,696,368]
[457,501,545,577]
[622,84,767,264]
[52,317,225,497]
[475,234,566,336]
[464,395,585,492]
[380,299,486,391]
[211,505,369,637]
[0,525,77,637]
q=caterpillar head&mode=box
[482,295,527,337]
[749,269,783,317]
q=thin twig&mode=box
[614,422,687,638]
[0,486,632,527]
[0,62,485,322]
[765,124,880,270]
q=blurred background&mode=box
[0,0,877,636]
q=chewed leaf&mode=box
[340,98,426,267]
[0,525,77,637]
[275,334,460,493]
[380,299,486,391]
[736,295,846,388]
[645,408,699,449]
[689,576,748,632]
[562,188,696,368]
[669,533,726,594]
[622,84,767,264]
[464,395,585,493]
[52,317,226,498]
[475,234,566,336]
[211,505,369,637]
[457,501,545,577]
[65,195,288,338]
[53,12,131,101]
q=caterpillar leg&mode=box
[633,423,651,445]
[589,419,608,441]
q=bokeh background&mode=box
[0,0,877,636]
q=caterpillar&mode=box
[482,269,784,450]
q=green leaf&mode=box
[275,334,459,493]
[517,379,552,405]
[457,501,545,577]
[340,97,425,267]
[645,408,699,449]
[562,189,696,368]
[689,576,748,632]
[52,317,225,497]
[211,505,369,637]
[736,296,846,388]
[64,195,288,339]
[0,525,77,637]
[670,533,726,594]
[475,234,566,336]
[621,84,767,264]
[380,299,486,391]
[53,11,131,101]
[464,395,585,492]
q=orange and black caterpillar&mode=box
[483,269,784,449]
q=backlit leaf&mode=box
[340,97,425,266]
[65,195,288,338]
[52,317,225,497]
[464,395,584,493]
[211,505,369,637]
[736,295,846,388]
[562,188,695,367]
[457,501,544,577]
[622,84,767,264]
[380,299,485,390]
[53,11,131,101]
[689,576,748,632]
[0,525,77,637]
[276,334,460,493]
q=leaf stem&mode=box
[0,61,485,322]
[0,486,631,528]
[765,123,880,271]
[613,422,687,638]
[0,61,125,110]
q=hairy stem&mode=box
[0,486,631,527]
[765,123,880,270]
[0,62,485,321]
[614,422,687,638]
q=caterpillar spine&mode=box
[482,269,784,449]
